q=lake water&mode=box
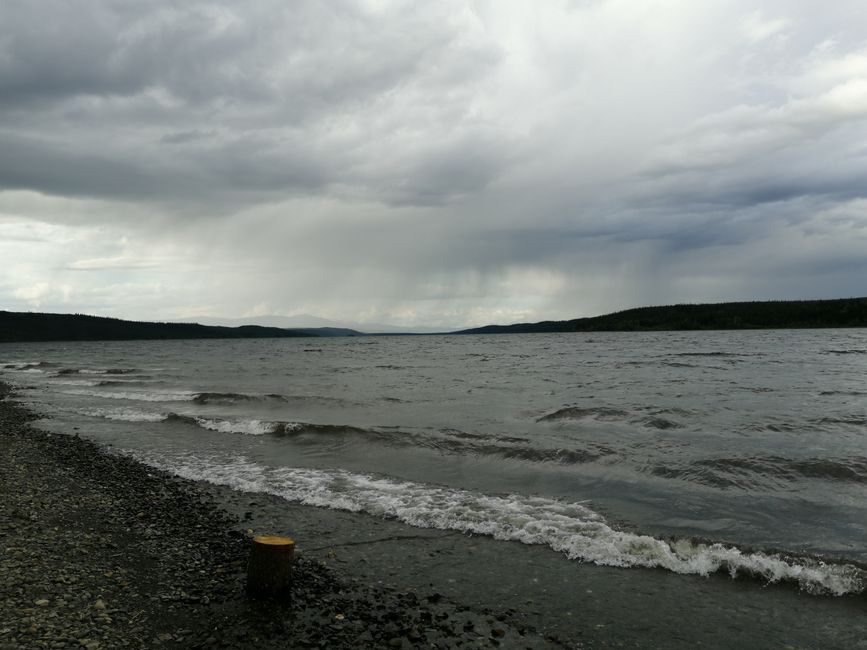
[2,330,866,597]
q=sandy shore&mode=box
[2,382,866,649]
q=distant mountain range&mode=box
[0,311,318,343]
[171,314,446,335]
[456,298,867,334]
[2,298,865,343]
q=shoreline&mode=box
[2,383,866,649]
[0,385,559,649]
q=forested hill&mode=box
[457,298,867,334]
[0,311,317,343]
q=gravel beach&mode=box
[0,384,561,649]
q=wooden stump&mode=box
[246,535,295,597]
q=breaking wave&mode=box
[192,417,278,436]
[1,361,56,371]
[78,407,168,423]
[132,452,866,597]
[59,388,198,402]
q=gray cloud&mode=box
[1,1,867,327]
[0,0,511,210]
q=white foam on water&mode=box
[59,389,197,402]
[2,366,47,374]
[1,361,49,371]
[194,418,276,436]
[132,452,865,596]
[79,407,167,423]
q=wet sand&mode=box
[2,383,865,649]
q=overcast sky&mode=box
[2,1,866,329]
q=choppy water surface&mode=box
[2,330,866,595]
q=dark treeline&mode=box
[0,311,317,343]
[458,298,867,334]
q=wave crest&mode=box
[132,453,866,597]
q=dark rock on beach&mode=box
[0,384,560,649]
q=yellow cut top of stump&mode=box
[253,535,295,546]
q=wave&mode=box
[651,456,867,489]
[538,406,630,422]
[78,407,168,423]
[159,414,344,437]
[143,413,615,465]
[191,391,355,407]
[95,379,159,387]
[49,377,152,388]
[673,352,756,358]
[57,368,138,375]
[821,349,867,355]
[193,417,278,436]
[1,362,49,374]
[812,416,867,427]
[49,378,101,387]
[78,410,279,436]
[59,389,197,402]
[741,421,800,433]
[192,391,274,404]
[1,361,56,370]
[538,406,684,430]
[271,418,613,463]
[132,452,866,596]
[639,416,682,430]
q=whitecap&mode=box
[60,389,197,402]
[194,418,277,436]
[131,452,865,597]
[79,407,167,423]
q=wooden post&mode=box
[246,535,295,597]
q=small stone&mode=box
[334,613,345,621]
[93,599,106,611]
[491,628,506,638]
[34,599,50,607]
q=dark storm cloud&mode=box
[0,132,180,199]
[3,1,867,326]
[0,0,510,209]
